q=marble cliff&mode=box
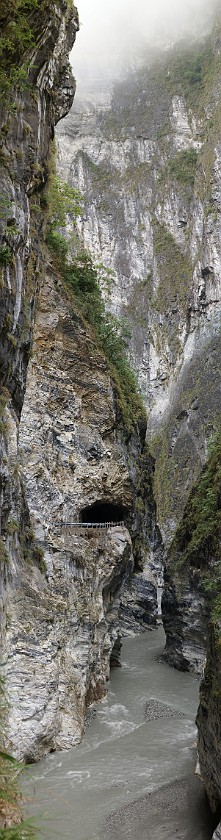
[0,2,221,835]
[57,26,221,546]
[0,0,158,763]
[56,19,221,829]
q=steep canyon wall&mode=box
[0,4,221,834]
[57,29,221,546]
[56,17,221,703]
[0,1,159,762]
[56,26,221,827]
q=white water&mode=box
[22,627,210,840]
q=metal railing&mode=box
[54,521,125,532]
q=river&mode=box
[22,627,214,840]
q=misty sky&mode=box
[71,0,219,84]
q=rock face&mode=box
[0,227,159,761]
[2,262,158,761]
[0,1,78,415]
[57,28,221,545]
[0,3,159,761]
[0,3,79,578]
[161,568,209,674]
[0,0,77,758]
[119,566,157,634]
[197,622,221,840]
[5,267,152,760]
[56,20,221,756]
[0,0,79,585]
[197,623,221,816]
[1,13,220,825]
[161,431,221,830]
[0,199,159,761]
[213,825,221,840]
[162,428,221,673]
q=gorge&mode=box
[0,1,221,838]
[22,627,213,840]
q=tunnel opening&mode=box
[80,501,126,525]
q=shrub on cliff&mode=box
[176,429,221,563]
[46,179,146,435]
[0,679,36,838]
[45,164,146,434]
[169,428,221,620]
[58,248,145,433]
[46,173,82,232]
[0,0,39,104]
[0,0,76,106]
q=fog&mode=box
[71,0,219,85]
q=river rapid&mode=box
[22,627,213,840]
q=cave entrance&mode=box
[80,502,126,525]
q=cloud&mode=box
[71,0,219,83]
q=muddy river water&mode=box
[23,627,214,840]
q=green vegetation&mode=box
[50,244,145,433]
[174,430,221,564]
[45,169,146,434]
[198,101,221,202]
[168,149,198,188]
[0,0,75,106]
[20,524,46,574]
[163,35,221,205]
[101,30,221,143]
[46,172,82,231]
[0,679,36,838]
[164,40,217,111]
[0,247,12,267]
[32,545,46,574]
[0,825,36,839]
[0,539,9,567]
[133,443,154,570]
[153,223,192,336]
[0,197,11,221]
[6,521,18,536]
[168,429,221,620]
[44,146,82,237]
[151,430,172,527]
[0,751,36,837]
[0,530,43,834]
[0,390,9,438]
[152,423,202,536]
[79,152,114,190]
[0,0,39,105]
[122,162,151,192]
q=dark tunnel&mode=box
[80,502,126,524]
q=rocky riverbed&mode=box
[22,628,215,840]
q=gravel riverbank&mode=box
[100,776,215,840]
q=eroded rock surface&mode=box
[213,825,221,840]
[0,264,158,760]
[197,623,221,817]
[161,568,209,674]
[0,1,161,762]
[57,29,221,544]
[0,0,78,758]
